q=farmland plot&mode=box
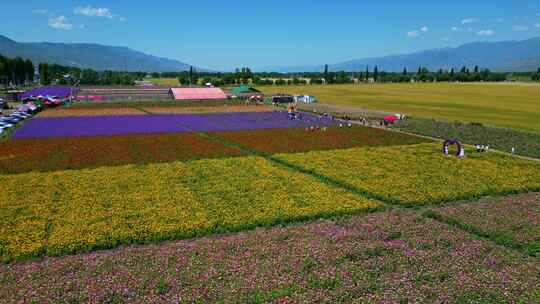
[1,210,538,303]
[0,156,381,261]
[276,143,540,206]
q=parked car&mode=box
[0,116,20,124]
[26,101,43,112]
[0,122,14,128]
[42,96,63,107]
[25,103,39,113]
[11,113,30,119]
[272,94,295,104]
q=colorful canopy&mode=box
[384,115,398,122]
[169,88,227,100]
[20,86,77,99]
[231,85,261,95]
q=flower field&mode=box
[431,192,540,256]
[276,143,540,206]
[12,112,335,139]
[2,100,540,302]
[143,105,275,114]
[69,100,242,109]
[0,133,246,174]
[38,107,147,117]
[39,105,276,117]
[393,118,540,159]
[211,126,430,154]
[1,210,538,303]
[0,156,381,261]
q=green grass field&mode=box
[257,83,540,132]
[147,78,179,86]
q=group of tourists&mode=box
[287,103,302,120]
[475,144,490,153]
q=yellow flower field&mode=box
[0,156,381,261]
[275,143,540,206]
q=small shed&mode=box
[294,95,317,103]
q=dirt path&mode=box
[296,103,396,119]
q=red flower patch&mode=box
[210,126,430,154]
[0,133,246,174]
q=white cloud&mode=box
[119,16,127,22]
[535,23,540,28]
[32,9,48,15]
[407,25,429,38]
[407,31,419,38]
[451,26,461,32]
[477,30,495,36]
[513,25,529,32]
[462,18,477,24]
[48,15,73,30]
[74,6,113,18]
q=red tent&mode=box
[384,115,398,122]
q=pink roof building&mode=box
[169,88,227,100]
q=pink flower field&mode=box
[1,210,538,303]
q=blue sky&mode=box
[2,0,540,70]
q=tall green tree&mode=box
[365,66,369,81]
[0,55,5,84]
[24,60,34,82]
[39,63,50,85]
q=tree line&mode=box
[38,63,146,86]
[1,53,145,87]
[3,52,540,88]
[0,54,35,86]
[531,68,540,81]
[150,65,523,86]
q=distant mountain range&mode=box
[2,34,540,73]
[260,37,540,73]
[0,35,199,72]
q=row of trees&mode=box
[38,63,145,86]
[1,53,146,87]
[532,68,540,81]
[149,65,514,87]
[0,54,35,85]
[4,50,540,88]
